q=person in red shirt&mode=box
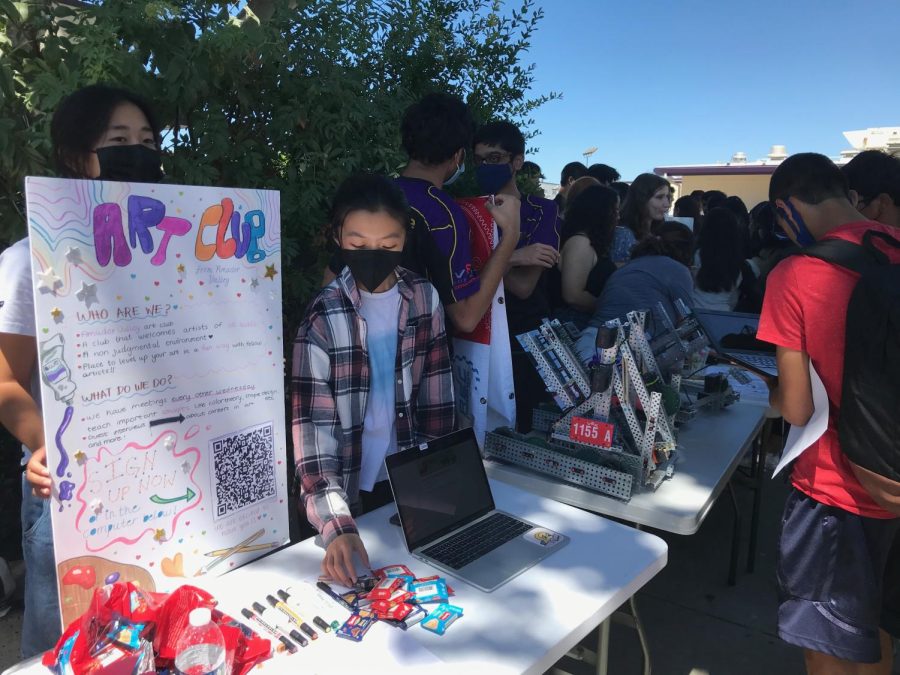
[759,152,900,674]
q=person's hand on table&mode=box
[322,533,370,587]
[26,446,51,498]
[510,243,559,269]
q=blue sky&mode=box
[522,0,900,183]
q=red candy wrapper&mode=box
[372,601,414,621]
[367,576,404,601]
[373,565,413,579]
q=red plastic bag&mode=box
[43,582,270,675]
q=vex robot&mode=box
[484,303,737,501]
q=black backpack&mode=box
[802,230,900,494]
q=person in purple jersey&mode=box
[325,94,520,334]
[472,121,560,431]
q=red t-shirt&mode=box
[758,220,900,519]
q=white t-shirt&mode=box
[0,238,41,460]
[692,273,742,312]
[358,284,401,491]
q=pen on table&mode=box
[266,594,318,639]
[252,601,309,647]
[316,581,354,612]
[277,589,332,633]
[240,608,297,654]
[316,580,356,611]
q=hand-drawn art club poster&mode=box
[25,177,289,627]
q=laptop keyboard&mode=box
[735,353,776,368]
[422,512,532,570]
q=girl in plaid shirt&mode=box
[292,174,455,585]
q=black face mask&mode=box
[96,144,164,183]
[342,248,403,292]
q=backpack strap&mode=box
[801,229,897,274]
[801,239,872,274]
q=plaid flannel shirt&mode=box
[292,266,455,545]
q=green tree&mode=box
[0,0,557,320]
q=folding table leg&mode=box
[727,482,742,586]
[596,617,610,675]
[747,422,770,573]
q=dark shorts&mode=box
[881,532,900,638]
[776,488,900,663]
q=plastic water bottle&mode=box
[174,607,227,675]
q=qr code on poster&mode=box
[210,421,277,519]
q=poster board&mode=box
[25,177,290,627]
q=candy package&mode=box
[367,576,404,601]
[409,579,449,604]
[421,603,463,636]
[415,575,455,596]
[381,606,427,631]
[373,564,413,579]
[336,612,376,642]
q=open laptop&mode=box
[693,309,778,377]
[385,428,568,593]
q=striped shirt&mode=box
[292,266,455,545]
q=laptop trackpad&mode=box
[460,529,564,590]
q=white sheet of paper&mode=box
[773,361,829,477]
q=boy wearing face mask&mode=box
[293,174,455,587]
[323,94,521,336]
[759,153,900,673]
[472,121,560,432]
[0,84,164,658]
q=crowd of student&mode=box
[1,83,899,675]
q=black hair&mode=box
[330,173,411,238]
[841,150,900,207]
[51,84,161,178]
[748,201,779,254]
[701,190,726,207]
[609,181,630,203]
[721,196,748,225]
[586,163,620,184]
[705,195,726,212]
[769,152,849,204]
[562,185,619,256]
[619,173,670,239]
[400,93,474,165]
[696,208,743,293]
[561,161,588,185]
[473,120,525,156]
[521,161,543,178]
[631,221,694,267]
[690,189,705,200]
[673,196,701,220]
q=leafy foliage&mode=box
[0,0,557,323]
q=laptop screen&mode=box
[693,309,774,354]
[385,428,495,552]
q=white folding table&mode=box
[486,401,767,535]
[2,480,667,675]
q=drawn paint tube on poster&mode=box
[40,334,76,404]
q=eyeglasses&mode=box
[472,151,512,166]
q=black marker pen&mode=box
[316,581,355,610]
